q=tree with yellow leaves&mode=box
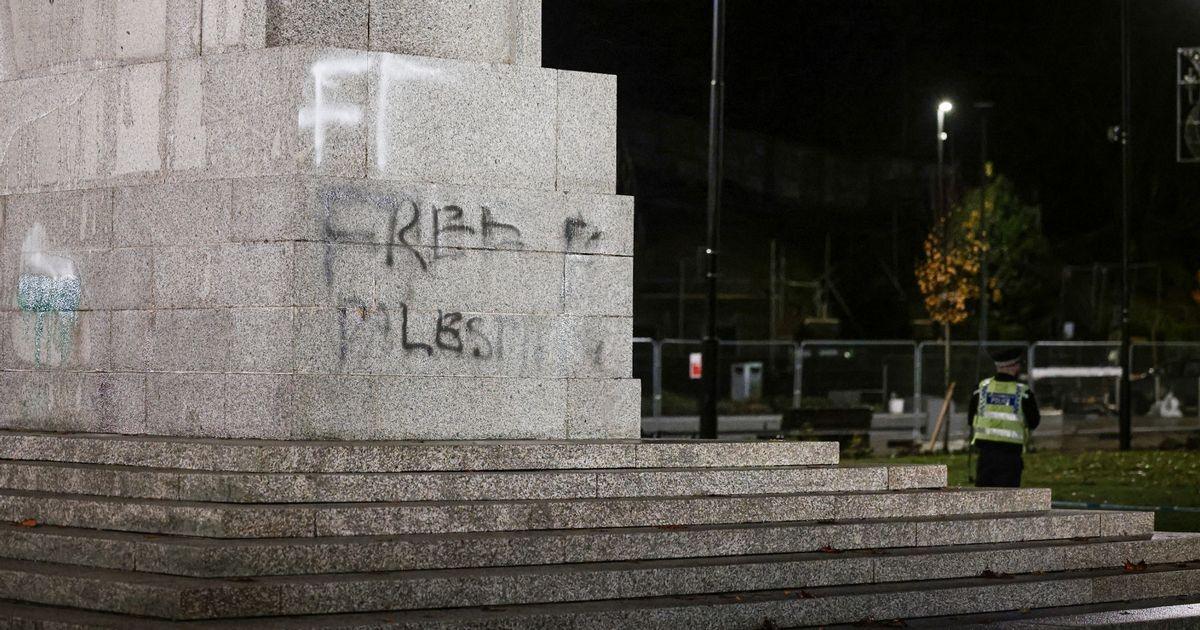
[916,200,985,410]
[916,175,1043,423]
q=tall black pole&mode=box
[1118,0,1133,450]
[700,0,727,440]
[975,102,993,377]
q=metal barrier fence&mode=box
[633,338,1200,421]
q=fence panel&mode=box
[1130,342,1200,420]
[798,341,916,413]
[916,341,1029,411]
[1028,341,1121,417]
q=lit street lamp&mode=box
[936,100,953,221]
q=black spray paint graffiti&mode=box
[318,187,529,282]
[337,298,496,366]
[564,215,603,247]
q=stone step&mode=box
[0,431,839,472]
[850,597,1200,628]
[0,486,1051,538]
[5,597,1199,630]
[0,459,945,503]
[0,510,1153,577]
[0,535,1195,620]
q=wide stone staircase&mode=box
[0,432,1198,628]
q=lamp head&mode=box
[938,100,954,114]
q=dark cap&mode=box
[991,348,1024,367]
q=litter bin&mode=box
[730,362,764,401]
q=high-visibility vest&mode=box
[970,378,1028,446]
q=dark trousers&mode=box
[975,442,1024,488]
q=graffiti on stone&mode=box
[15,223,81,365]
[298,54,445,168]
[335,298,497,368]
[317,186,528,281]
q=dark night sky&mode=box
[544,1,1200,339]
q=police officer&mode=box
[968,348,1041,487]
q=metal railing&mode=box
[633,338,1200,419]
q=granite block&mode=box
[2,48,591,194]
[148,308,232,372]
[0,433,847,473]
[633,441,839,468]
[1061,535,1200,571]
[1092,567,1200,601]
[265,0,368,49]
[294,178,634,256]
[0,371,146,434]
[873,544,1065,583]
[79,248,155,311]
[229,307,296,373]
[223,373,296,439]
[0,189,113,251]
[0,491,312,538]
[112,62,168,178]
[886,465,948,490]
[294,307,627,379]
[563,254,633,316]
[204,47,361,180]
[292,241,565,313]
[370,375,569,440]
[0,0,200,81]
[0,463,913,505]
[556,70,617,193]
[0,563,183,618]
[595,466,885,498]
[229,175,306,242]
[0,68,110,193]
[290,374,573,440]
[0,244,152,312]
[112,180,231,247]
[0,525,137,573]
[0,309,110,371]
[146,372,226,437]
[153,243,294,308]
[1100,510,1157,537]
[369,0,542,66]
[364,52,557,189]
[556,316,632,378]
[913,510,1102,547]
[565,378,640,439]
[563,193,634,256]
[201,0,268,55]
[109,310,154,371]
[167,51,206,171]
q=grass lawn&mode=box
[859,450,1200,532]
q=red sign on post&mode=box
[688,352,703,380]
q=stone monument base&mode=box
[1,430,1198,626]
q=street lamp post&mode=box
[699,0,727,440]
[937,100,953,452]
[1118,0,1132,451]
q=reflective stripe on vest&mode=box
[971,378,1027,446]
